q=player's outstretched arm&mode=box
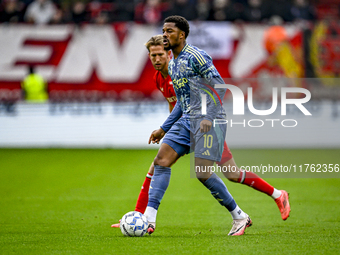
[168,102,174,113]
[159,101,182,132]
[148,128,165,144]
[149,101,182,144]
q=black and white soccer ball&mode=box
[120,211,148,237]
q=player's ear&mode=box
[167,50,171,58]
[180,31,185,40]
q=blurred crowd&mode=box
[0,0,320,25]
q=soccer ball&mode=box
[120,211,148,237]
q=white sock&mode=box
[144,206,157,224]
[230,205,247,220]
[271,188,282,199]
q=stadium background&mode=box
[1,1,340,254]
[1,0,340,148]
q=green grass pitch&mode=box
[1,148,340,254]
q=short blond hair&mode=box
[145,35,165,52]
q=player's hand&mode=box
[148,128,165,144]
[200,119,212,133]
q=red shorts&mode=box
[216,141,233,165]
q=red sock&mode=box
[238,171,274,196]
[134,174,153,213]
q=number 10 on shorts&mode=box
[203,134,213,148]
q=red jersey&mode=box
[153,71,177,107]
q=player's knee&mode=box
[148,162,155,175]
[223,170,240,182]
[153,155,171,167]
[195,171,210,182]
[197,176,209,183]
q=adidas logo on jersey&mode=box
[202,150,210,156]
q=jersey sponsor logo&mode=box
[167,96,177,103]
[172,78,188,89]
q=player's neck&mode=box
[160,63,169,78]
[160,69,168,78]
[172,41,186,59]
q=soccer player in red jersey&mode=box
[111,36,175,228]
[112,35,290,228]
